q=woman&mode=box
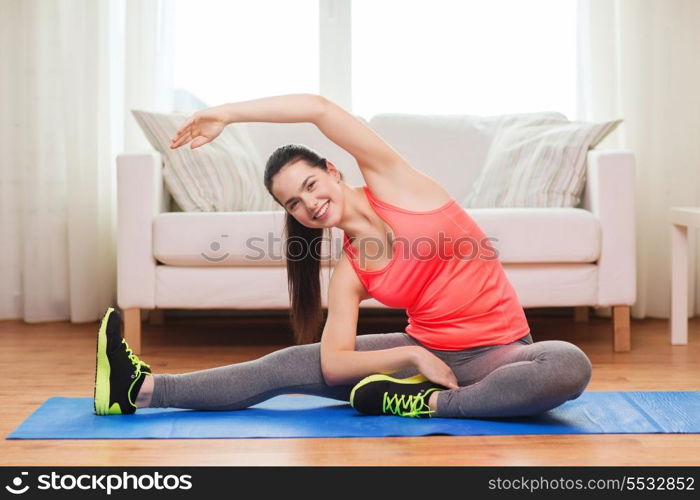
[93,94,592,419]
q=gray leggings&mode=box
[149,332,592,418]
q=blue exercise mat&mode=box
[6,391,700,439]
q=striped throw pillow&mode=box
[131,110,281,212]
[464,117,623,208]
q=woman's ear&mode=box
[326,160,341,183]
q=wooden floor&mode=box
[1,309,698,466]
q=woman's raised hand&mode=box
[170,104,230,150]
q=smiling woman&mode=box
[95,90,594,422]
[263,144,344,344]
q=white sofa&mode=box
[117,114,636,354]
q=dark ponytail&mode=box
[264,144,344,344]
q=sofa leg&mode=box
[573,306,589,322]
[612,305,631,352]
[123,308,142,355]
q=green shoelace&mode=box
[122,338,151,371]
[382,388,440,418]
[122,339,151,407]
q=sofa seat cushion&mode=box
[468,207,600,263]
[153,212,342,267]
[152,207,600,267]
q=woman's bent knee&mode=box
[566,344,592,395]
[548,341,592,396]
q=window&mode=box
[173,0,319,107]
[172,0,577,118]
[351,0,577,118]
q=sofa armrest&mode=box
[582,149,637,306]
[117,152,168,309]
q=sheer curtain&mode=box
[577,0,700,320]
[0,0,175,323]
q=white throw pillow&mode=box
[131,110,281,212]
[464,116,623,208]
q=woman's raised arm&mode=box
[312,96,412,174]
[169,93,429,198]
[170,93,325,149]
[170,93,409,171]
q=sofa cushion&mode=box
[153,212,344,267]
[152,207,600,266]
[468,208,600,263]
[132,110,279,212]
[464,117,623,208]
[368,112,568,203]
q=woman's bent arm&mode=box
[322,346,419,386]
[320,257,419,386]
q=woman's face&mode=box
[272,159,342,228]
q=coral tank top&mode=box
[342,185,530,350]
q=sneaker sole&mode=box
[93,307,114,415]
[349,373,428,408]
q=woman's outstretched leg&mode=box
[433,336,592,418]
[145,331,418,411]
[93,307,418,415]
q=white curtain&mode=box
[577,0,700,319]
[0,0,174,323]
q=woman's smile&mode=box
[313,200,331,220]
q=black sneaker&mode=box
[93,307,151,415]
[349,373,447,418]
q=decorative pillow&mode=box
[131,110,281,212]
[464,116,623,208]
